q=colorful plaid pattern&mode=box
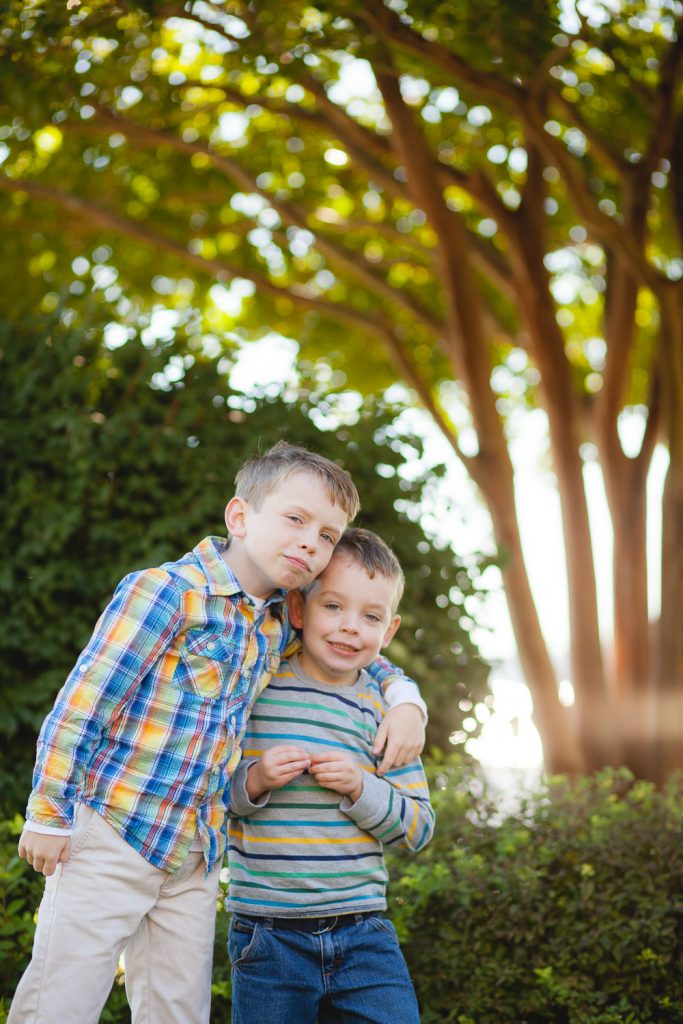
[26,537,418,873]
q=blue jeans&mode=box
[228,913,420,1024]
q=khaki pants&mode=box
[9,805,221,1024]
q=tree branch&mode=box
[373,46,508,474]
[0,172,400,334]
[72,105,443,335]
[643,20,683,175]
[361,0,521,108]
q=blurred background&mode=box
[2,1,683,1019]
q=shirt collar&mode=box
[193,536,287,617]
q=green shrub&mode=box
[387,758,683,1023]
[0,816,43,1021]
[6,764,683,1022]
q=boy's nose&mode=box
[298,527,318,552]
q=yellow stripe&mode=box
[407,801,419,840]
[228,828,376,846]
[355,692,384,713]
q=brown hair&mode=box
[234,441,360,520]
[330,527,405,611]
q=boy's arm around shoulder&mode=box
[339,755,435,854]
[26,567,182,830]
[366,655,427,774]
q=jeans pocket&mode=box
[228,917,262,968]
[367,915,400,944]
[69,804,100,857]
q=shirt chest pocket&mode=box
[174,629,242,703]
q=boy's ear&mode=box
[381,614,401,649]
[287,589,305,629]
[225,496,248,538]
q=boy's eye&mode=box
[324,603,341,612]
[365,613,382,623]
[286,515,302,524]
[321,532,336,545]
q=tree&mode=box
[0,307,488,815]
[0,0,680,776]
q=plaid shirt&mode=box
[27,537,417,873]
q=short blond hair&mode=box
[235,441,360,520]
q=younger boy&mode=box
[10,443,426,1024]
[227,527,434,1024]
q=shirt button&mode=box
[206,642,215,651]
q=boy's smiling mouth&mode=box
[326,640,360,654]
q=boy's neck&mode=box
[222,543,276,600]
[296,649,361,688]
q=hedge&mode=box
[4,763,683,1023]
[389,758,683,1024]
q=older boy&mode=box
[227,528,434,1024]
[10,444,426,1024]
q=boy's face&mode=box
[288,553,401,686]
[224,472,348,598]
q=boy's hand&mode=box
[18,830,71,876]
[309,752,363,803]
[246,744,311,801]
[372,703,426,776]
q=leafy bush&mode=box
[0,816,43,1021]
[6,764,683,1023]
[387,758,683,1024]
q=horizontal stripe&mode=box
[229,829,376,846]
[235,819,357,828]
[227,657,434,917]
[242,732,366,754]
[255,697,375,732]
[232,878,378,895]
[230,893,382,909]
[228,845,383,862]
[268,802,341,810]
[250,713,370,742]
[230,865,386,880]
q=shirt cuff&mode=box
[383,680,428,723]
[230,760,272,816]
[339,772,391,829]
[23,821,73,836]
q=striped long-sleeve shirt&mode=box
[227,656,434,917]
[26,538,424,874]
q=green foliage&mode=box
[387,759,683,1023]
[0,816,42,1021]
[0,308,488,815]
[0,0,672,402]
[6,765,683,1022]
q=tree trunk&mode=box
[611,464,654,778]
[656,287,683,777]
[481,469,584,773]
[510,193,618,769]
